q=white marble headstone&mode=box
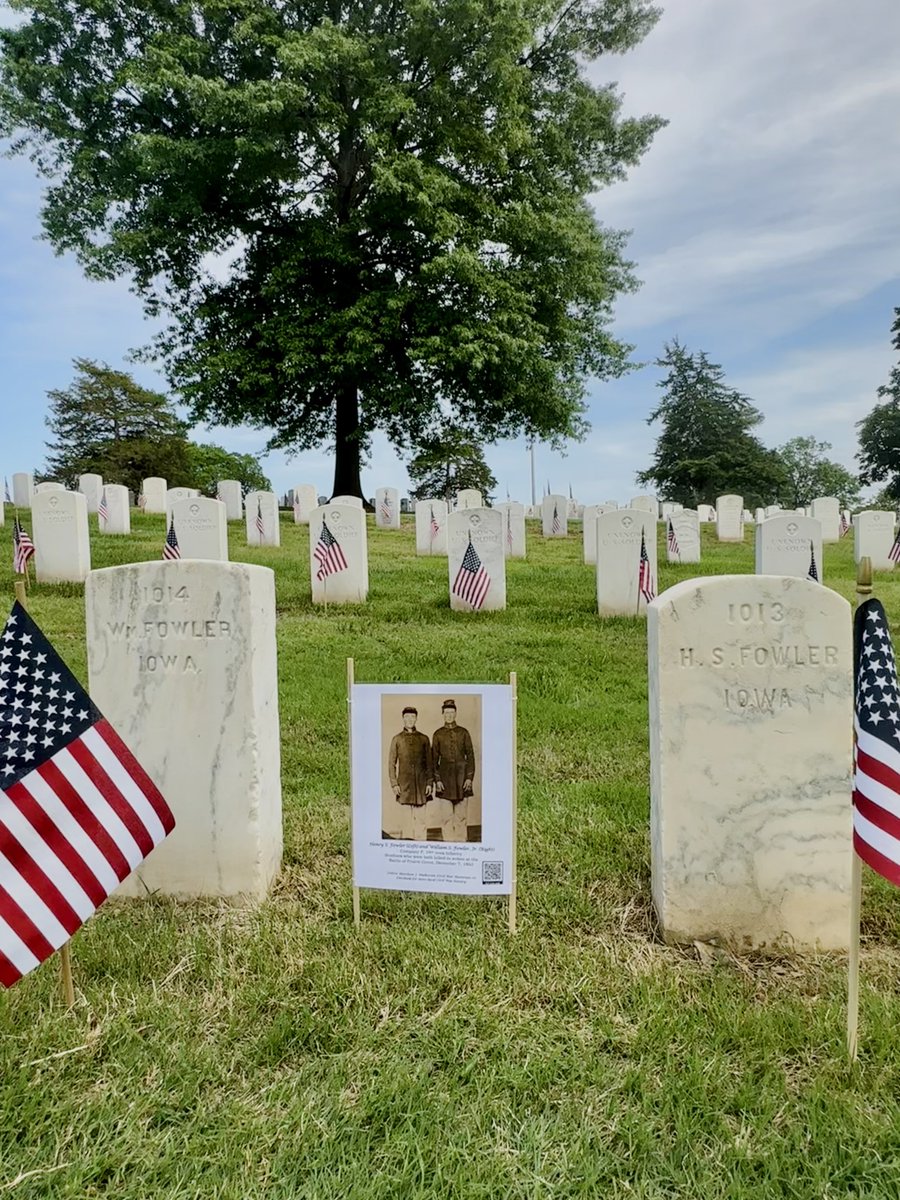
[595,508,657,617]
[216,479,243,522]
[244,491,281,547]
[172,497,229,560]
[415,500,449,555]
[455,489,482,510]
[854,510,896,570]
[309,504,368,603]
[291,484,318,525]
[375,486,401,530]
[765,505,782,517]
[100,484,131,535]
[602,500,619,510]
[810,496,840,543]
[78,473,103,514]
[630,495,657,515]
[542,494,568,538]
[649,574,852,949]
[755,514,823,580]
[12,473,33,509]
[666,509,700,564]
[32,489,91,582]
[331,495,363,508]
[659,501,682,520]
[697,504,715,523]
[495,502,526,559]
[448,508,506,612]
[86,561,282,900]
[35,482,65,494]
[141,477,167,514]
[715,494,744,541]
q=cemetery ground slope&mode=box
[1,519,900,1197]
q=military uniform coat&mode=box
[387,729,432,806]
[431,724,475,801]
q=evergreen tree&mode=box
[858,309,900,500]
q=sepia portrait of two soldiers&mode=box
[386,699,477,843]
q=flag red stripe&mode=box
[0,823,81,936]
[5,781,107,907]
[854,829,900,889]
[36,759,131,882]
[65,738,155,857]
[0,948,21,988]
[0,885,54,963]
[93,720,174,834]
[857,744,900,798]
[854,788,900,845]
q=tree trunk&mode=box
[330,380,370,508]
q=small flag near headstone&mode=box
[890,527,900,564]
[98,489,109,526]
[666,519,680,560]
[638,529,655,603]
[0,601,175,986]
[255,498,265,544]
[12,519,34,576]
[807,540,819,582]
[552,504,561,535]
[452,532,491,610]
[841,512,851,537]
[314,520,348,581]
[379,495,392,523]
[163,517,181,560]
[430,506,440,544]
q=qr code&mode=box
[482,861,503,885]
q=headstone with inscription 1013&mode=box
[33,489,91,583]
[666,509,700,564]
[595,508,657,617]
[415,499,448,556]
[854,510,896,571]
[86,561,283,899]
[542,494,568,538]
[100,484,131,535]
[309,503,369,603]
[755,514,823,580]
[375,486,401,530]
[648,575,852,949]
[715,494,744,541]
[448,508,506,612]
[172,497,229,560]
[495,501,526,559]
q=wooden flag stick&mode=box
[847,555,873,1061]
[13,580,76,1008]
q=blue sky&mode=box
[1,0,898,503]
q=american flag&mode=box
[638,528,655,603]
[0,602,174,986]
[314,520,348,581]
[12,519,34,576]
[98,489,109,525]
[840,512,851,537]
[452,533,491,610]
[379,494,392,523]
[853,598,900,888]
[162,518,181,560]
[430,506,440,544]
[255,498,266,543]
[890,526,900,565]
[807,540,819,582]
[666,519,680,559]
[551,504,561,535]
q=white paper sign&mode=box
[350,683,514,895]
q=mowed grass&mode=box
[2,513,900,1199]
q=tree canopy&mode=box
[186,442,271,498]
[858,309,900,501]
[407,427,497,503]
[637,340,788,509]
[0,0,664,500]
[776,436,861,510]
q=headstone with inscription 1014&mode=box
[755,514,823,580]
[854,510,896,571]
[448,508,506,612]
[648,575,852,949]
[542,494,568,538]
[595,508,657,617]
[414,499,448,556]
[375,486,401,530]
[86,561,283,899]
[495,501,526,559]
[172,497,229,560]
[716,494,744,541]
[244,491,281,547]
[12,473,33,509]
[666,509,700,564]
[33,490,91,583]
[216,479,243,522]
[99,484,131,535]
[309,503,369,603]
[141,477,167,514]
[78,472,103,514]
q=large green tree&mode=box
[0,0,663,502]
[858,308,900,500]
[407,427,497,503]
[637,340,788,509]
[43,358,192,494]
[776,436,861,510]
[186,442,271,498]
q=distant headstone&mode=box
[659,501,682,520]
[165,487,198,523]
[100,484,131,535]
[630,495,657,515]
[542,494,568,538]
[400,498,410,514]
[331,495,363,508]
[697,504,715,523]
[217,480,243,522]
[602,500,619,510]
[290,484,318,525]
[244,491,281,547]
[854,510,897,570]
[141,477,167,514]
[375,486,401,530]
[86,560,283,900]
[810,496,840,543]
[35,482,65,494]
[495,501,526,559]
[32,490,91,582]
[666,509,701,564]
[596,508,657,617]
[415,500,448,556]
[12,473,33,509]
[765,505,782,517]
[742,508,753,524]
[715,494,744,541]
[455,489,483,510]
[756,514,823,580]
[582,505,620,566]
[78,473,103,514]
[754,507,765,524]
[448,508,506,611]
[309,504,368,603]
[172,497,229,560]
[649,575,852,949]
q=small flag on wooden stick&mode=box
[163,518,181,560]
[98,489,109,526]
[666,519,680,560]
[807,540,819,583]
[12,519,34,576]
[638,528,655,603]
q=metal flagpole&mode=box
[529,442,536,508]
[847,555,872,1061]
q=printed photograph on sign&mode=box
[380,693,482,843]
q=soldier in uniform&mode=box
[386,706,433,840]
[430,699,476,842]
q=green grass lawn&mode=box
[2,513,900,1199]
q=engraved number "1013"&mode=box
[728,602,784,624]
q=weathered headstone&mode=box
[78,473,103,514]
[810,496,840,543]
[630,495,657,516]
[12,473,33,508]
[375,486,401,530]
[35,482,65,494]
[659,501,682,520]
[448,508,506,611]
[455,489,482,510]
[86,561,282,900]
[542,494,568,538]
[602,499,619,510]
[172,497,229,560]
[309,504,368,603]
[765,505,782,518]
[697,504,715,523]
[854,510,897,570]
[648,575,852,949]
[291,484,318,525]
[755,514,823,580]
[715,494,744,541]
[495,501,526,559]
[244,491,281,547]
[331,495,363,508]
[216,480,244,522]
[100,484,131,535]
[666,509,701,564]
[141,477,167,514]
[32,489,91,582]
[415,499,449,556]
[596,508,657,617]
